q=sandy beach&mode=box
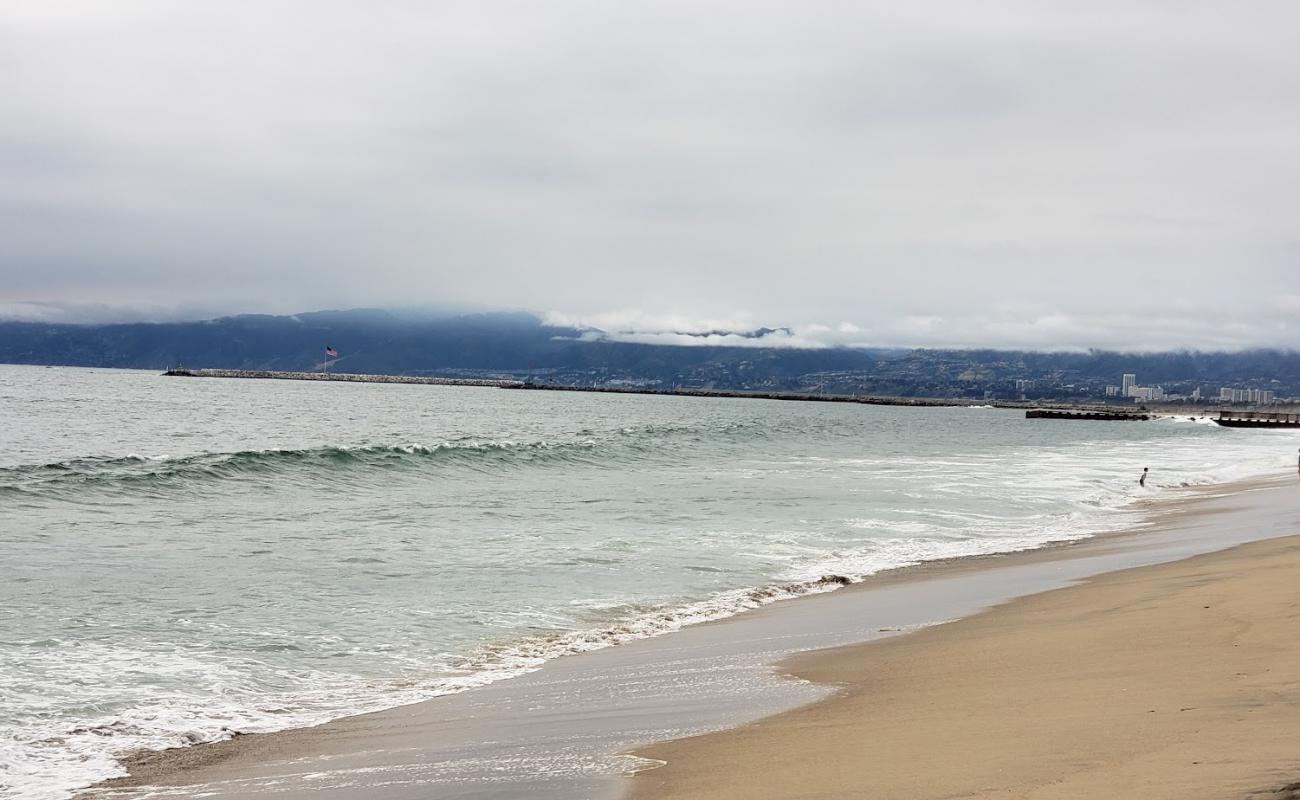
[631,530,1300,800]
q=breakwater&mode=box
[164,369,1014,406]
[1025,409,1150,421]
[163,368,522,388]
[507,381,1005,407]
[162,368,1114,412]
[161,369,1213,419]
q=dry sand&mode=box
[630,533,1300,800]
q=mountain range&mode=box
[2,308,1298,399]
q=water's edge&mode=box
[81,474,1300,800]
[610,475,1300,798]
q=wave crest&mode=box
[0,439,622,495]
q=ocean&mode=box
[0,364,1293,800]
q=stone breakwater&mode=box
[162,369,1227,419]
[164,368,990,406]
[508,382,1003,407]
[163,368,522,388]
[164,368,1114,412]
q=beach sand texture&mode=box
[630,533,1300,800]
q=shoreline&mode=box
[629,505,1300,800]
[77,475,1299,800]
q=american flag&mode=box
[325,346,338,357]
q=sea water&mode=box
[0,365,1294,799]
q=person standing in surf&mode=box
[1140,467,1148,487]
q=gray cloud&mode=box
[3,2,1300,350]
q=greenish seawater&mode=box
[0,365,1291,799]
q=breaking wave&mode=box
[2,572,860,799]
[0,439,660,497]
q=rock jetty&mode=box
[162,368,1164,417]
[163,368,522,388]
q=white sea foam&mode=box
[9,453,1284,799]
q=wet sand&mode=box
[631,516,1300,799]
[81,479,1300,800]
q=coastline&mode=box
[629,517,1300,800]
[76,475,1300,800]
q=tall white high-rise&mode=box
[1121,373,1137,396]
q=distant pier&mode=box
[1025,409,1150,421]
[1213,410,1300,428]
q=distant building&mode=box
[1121,373,1164,402]
[1015,379,1035,391]
[1219,387,1276,404]
[1105,385,1119,397]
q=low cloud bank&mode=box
[544,311,871,349]
[546,306,1300,353]
[3,301,1296,354]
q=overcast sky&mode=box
[3,2,1300,350]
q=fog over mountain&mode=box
[4,309,1299,401]
[4,3,1300,351]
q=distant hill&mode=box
[2,308,1298,399]
[0,309,880,379]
